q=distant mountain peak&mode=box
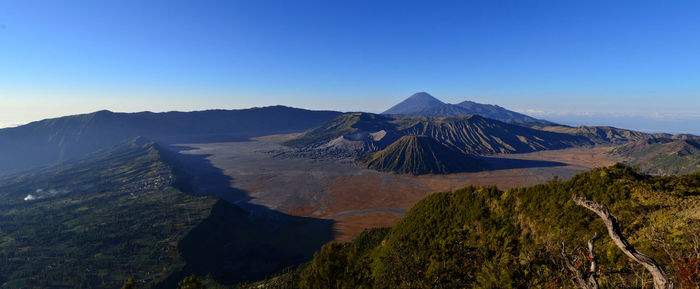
[92,109,115,115]
[407,92,437,100]
[382,92,445,115]
[382,93,553,125]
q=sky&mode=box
[1,0,699,134]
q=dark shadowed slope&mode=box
[0,138,334,288]
[382,92,445,114]
[157,144,333,288]
[359,135,487,175]
[0,138,216,288]
[609,136,700,175]
[0,106,341,175]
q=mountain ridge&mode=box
[285,112,593,158]
[0,106,341,175]
[609,136,700,175]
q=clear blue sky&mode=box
[1,0,699,134]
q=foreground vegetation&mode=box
[242,164,699,288]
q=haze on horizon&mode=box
[1,0,699,134]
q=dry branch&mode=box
[572,194,674,289]
[562,232,600,289]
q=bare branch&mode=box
[588,232,599,276]
[572,194,674,289]
[561,234,600,289]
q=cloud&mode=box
[24,194,37,201]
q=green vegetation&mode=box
[359,135,486,174]
[609,137,700,175]
[246,164,700,288]
[0,138,218,288]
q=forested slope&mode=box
[248,164,700,288]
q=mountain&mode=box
[382,92,445,114]
[412,103,474,116]
[0,106,341,175]
[539,125,650,144]
[397,115,588,155]
[382,92,553,125]
[407,102,553,125]
[0,138,332,288]
[247,164,700,288]
[359,135,487,174]
[284,112,399,152]
[455,100,553,124]
[285,112,591,158]
[609,136,700,175]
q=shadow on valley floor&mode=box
[480,156,568,171]
[156,145,334,288]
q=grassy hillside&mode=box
[248,164,700,288]
[610,137,700,175]
[0,138,217,288]
[359,135,486,174]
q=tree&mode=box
[561,233,600,289]
[572,194,674,289]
